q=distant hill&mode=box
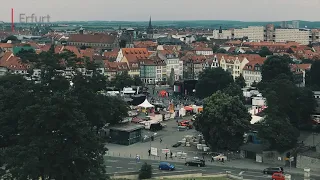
[53,20,320,29]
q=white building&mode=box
[165,58,183,81]
[212,29,232,39]
[157,50,183,81]
[242,62,263,87]
[274,29,311,45]
[233,26,265,41]
[195,47,214,55]
[219,55,249,79]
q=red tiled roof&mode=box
[68,34,116,44]
[0,43,13,48]
[0,52,29,70]
[104,61,129,71]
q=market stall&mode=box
[138,98,154,113]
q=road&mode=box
[104,157,310,180]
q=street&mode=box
[104,157,310,180]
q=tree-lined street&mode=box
[104,157,311,180]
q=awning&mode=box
[138,98,154,108]
[184,106,193,111]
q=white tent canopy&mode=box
[138,98,154,108]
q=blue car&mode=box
[159,162,175,170]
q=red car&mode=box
[272,173,285,180]
[178,120,193,129]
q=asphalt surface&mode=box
[104,156,312,180]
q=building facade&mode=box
[67,34,119,50]
[233,26,265,41]
[219,55,249,80]
[139,59,156,84]
[274,29,311,45]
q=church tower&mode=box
[146,16,154,39]
[218,26,223,39]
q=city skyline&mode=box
[1,0,320,22]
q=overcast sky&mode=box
[1,0,320,22]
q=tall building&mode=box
[146,16,154,39]
[281,21,288,28]
[274,29,311,45]
[292,20,300,29]
[233,26,265,41]
[265,24,274,41]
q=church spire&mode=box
[148,16,152,28]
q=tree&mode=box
[110,71,134,90]
[235,74,246,88]
[212,45,220,53]
[194,91,251,151]
[195,67,233,99]
[1,35,18,43]
[258,114,299,152]
[261,56,293,83]
[0,49,127,179]
[308,60,320,90]
[258,46,272,57]
[138,163,152,179]
[216,48,227,53]
[168,68,175,86]
[133,75,143,86]
[223,83,245,103]
[261,75,316,127]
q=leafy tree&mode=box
[212,45,220,53]
[216,48,227,53]
[308,60,320,90]
[223,83,245,103]
[261,56,293,83]
[0,49,127,179]
[138,163,152,179]
[235,74,246,88]
[261,75,316,127]
[133,75,143,86]
[258,114,299,152]
[16,48,37,63]
[259,46,272,57]
[110,71,134,89]
[167,68,175,86]
[1,35,18,43]
[195,67,233,99]
[194,91,251,151]
[251,81,258,87]
[196,37,208,42]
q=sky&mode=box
[1,0,320,22]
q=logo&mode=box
[19,13,51,23]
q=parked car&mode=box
[272,172,285,180]
[178,120,193,129]
[263,167,284,175]
[159,162,175,171]
[185,159,205,167]
[172,142,182,148]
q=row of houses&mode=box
[0,40,313,87]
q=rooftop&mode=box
[109,123,144,132]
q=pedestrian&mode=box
[221,158,224,163]
[170,152,173,159]
[148,149,151,156]
[160,138,162,143]
[136,154,140,163]
[211,155,214,163]
[165,152,168,160]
